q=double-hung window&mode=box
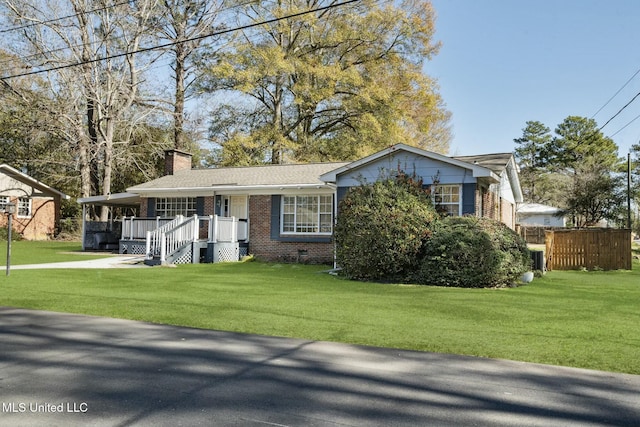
[155,197,196,217]
[432,185,461,216]
[0,196,8,212]
[282,195,333,234]
[17,198,31,218]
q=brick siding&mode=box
[0,197,57,240]
[248,195,334,264]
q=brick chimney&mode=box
[164,149,192,175]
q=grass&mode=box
[0,240,114,265]
[0,247,639,375]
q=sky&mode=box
[427,0,640,157]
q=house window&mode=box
[432,185,461,216]
[282,195,333,234]
[17,198,32,218]
[0,196,8,212]
[155,197,196,217]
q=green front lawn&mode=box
[0,240,113,265]
[1,253,639,374]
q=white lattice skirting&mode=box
[173,248,193,264]
[120,242,146,255]
[214,242,240,262]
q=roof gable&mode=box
[320,144,499,183]
[0,164,69,199]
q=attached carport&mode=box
[77,192,141,251]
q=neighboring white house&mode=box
[517,203,565,227]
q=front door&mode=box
[220,195,248,219]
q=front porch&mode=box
[119,215,249,265]
[78,192,250,265]
[82,215,249,265]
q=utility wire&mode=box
[591,66,640,119]
[609,112,640,138]
[0,0,262,71]
[1,0,361,81]
[0,0,135,34]
[598,90,640,132]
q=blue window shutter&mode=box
[270,195,281,240]
[147,198,156,217]
[462,183,476,215]
[196,197,205,216]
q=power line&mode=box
[598,90,640,132]
[0,0,340,77]
[609,112,640,138]
[0,0,134,34]
[591,66,640,120]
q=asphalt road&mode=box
[0,307,638,427]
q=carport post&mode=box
[81,204,87,251]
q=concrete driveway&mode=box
[0,307,638,427]
[7,255,149,270]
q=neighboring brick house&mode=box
[79,145,523,264]
[0,164,69,240]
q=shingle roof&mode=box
[453,153,514,175]
[0,164,69,199]
[128,162,350,191]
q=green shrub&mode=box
[415,216,530,288]
[0,227,23,241]
[335,172,437,281]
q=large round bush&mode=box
[335,175,437,281]
[415,216,530,288]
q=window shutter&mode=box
[462,183,476,215]
[196,197,205,216]
[270,195,281,240]
[147,198,156,217]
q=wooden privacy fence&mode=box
[517,226,565,244]
[545,229,631,271]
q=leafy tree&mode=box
[155,0,224,150]
[514,116,623,226]
[548,116,620,174]
[565,157,625,227]
[1,0,161,219]
[513,120,552,202]
[201,0,450,164]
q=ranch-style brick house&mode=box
[0,164,69,240]
[78,144,523,265]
